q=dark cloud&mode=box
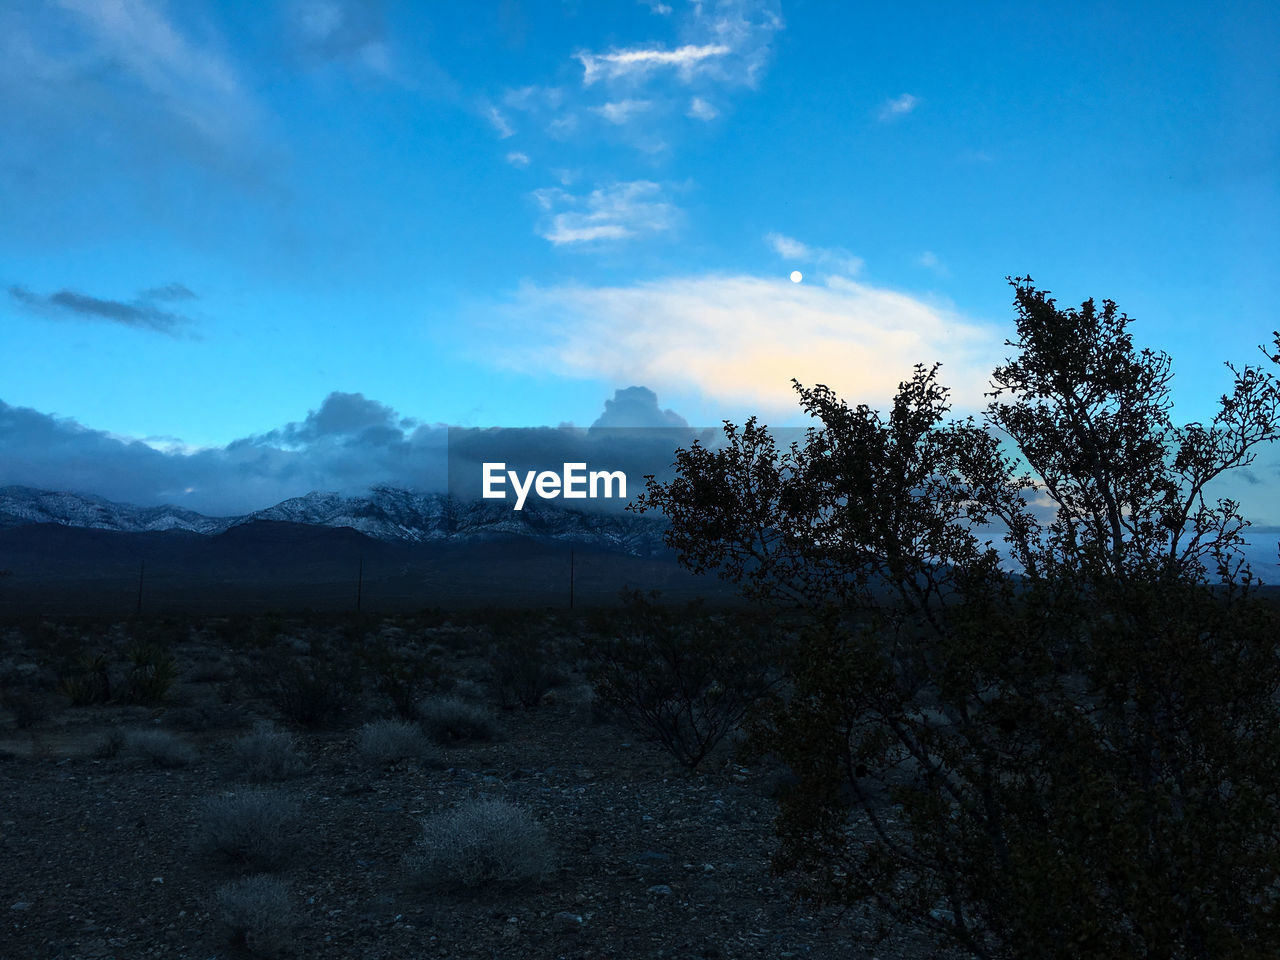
[142,283,198,302]
[449,388,707,510]
[0,387,711,517]
[591,386,688,429]
[0,394,447,516]
[257,392,413,447]
[9,283,196,336]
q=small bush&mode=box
[585,591,780,769]
[122,643,178,704]
[1,688,46,729]
[197,789,299,870]
[123,728,196,767]
[214,874,294,956]
[91,727,126,759]
[416,695,500,745]
[259,649,359,729]
[167,701,244,733]
[489,634,567,709]
[357,719,434,766]
[60,652,112,706]
[231,724,306,782]
[361,639,452,720]
[403,798,554,891]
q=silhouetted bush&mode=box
[1,688,45,729]
[122,643,178,704]
[356,719,434,766]
[60,652,112,706]
[91,727,126,759]
[197,789,299,871]
[258,650,359,729]
[403,798,553,891]
[360,638,452,721]
[634,278,1280,958]
[231,724,306,782]
[584,590,780,770]
[489,632,567,709]
[214,874,294,955]
[123,728,196,767]
[416,695,500,745]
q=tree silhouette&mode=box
[633,278,1280,958]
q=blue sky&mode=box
[1,0,1278,520]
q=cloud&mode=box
[591,99,653,125]
[639,0,673,13]
[503,85,564,112]
[577,43,730,86]
[575,0,781,89]
[877,92,920,121]
[49,0,258,149]
[505,151,530,168]
[494,273,1003,416]
[9,283,197,335]
[484,103,515,138]
[591,386,688,429]
[686,96,718,120]
[0,388,704,516]
[0,394,445,515]
[290,0,390,70]
[256,392,410,447]
[918,250,949,276]
[765,233,863,276]
[532,181,679,245]
[141,282,198,301]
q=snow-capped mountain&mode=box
[0,484,668,555]
[0,485,236,535]
[246,486,664,553]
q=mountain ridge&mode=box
[0,484,668,556]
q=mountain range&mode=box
[0,484,668,555]
[0,485,706,614]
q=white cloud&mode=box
[495,274,1001,415]
[877,92,920,121]
[918,250,949,276]
[503,85,564,112]
[687,96,718,120]
[575,1,784,90]
[577,43,731,86]
[547,112,579,138]
[506,151,530,168]
[592,99,653,124]
[484,103,515,138]
[533,181,679,246]
[765,232,863,276]
[640,0,673,13]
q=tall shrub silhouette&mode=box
[584,590,779,769]
[632,278,1280,959]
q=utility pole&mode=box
[356,556,364,613]
[135,559,145,617]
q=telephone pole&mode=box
[356,556,364,613]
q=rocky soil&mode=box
[0,614,955,960]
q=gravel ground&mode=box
[0,618,955,960]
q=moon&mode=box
[789,270,803,283]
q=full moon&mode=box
[789,270,803,283]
